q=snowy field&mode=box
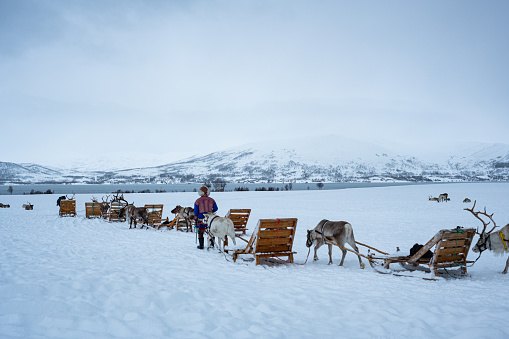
[1,182,508,339]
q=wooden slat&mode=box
[256,245,292,253]
[435,247,470,256]
[258,229,295,237]
[440,239,470,247]
[257,237,293,246]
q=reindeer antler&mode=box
[464,200,498,235]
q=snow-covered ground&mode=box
[1,183,508,338]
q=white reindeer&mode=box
[466,201,509,274]
[202,212,236,252]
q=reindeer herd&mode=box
[0,202,32,209]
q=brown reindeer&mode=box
[438,193,449,202]
[22,202,34,210]
[0,203,10,208]
[306,219,365,268]
[171,205,195,232]
[465,200,509,274]
[119,203,149,229]
[99,195,111,218]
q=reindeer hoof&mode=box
[360,263,366,269]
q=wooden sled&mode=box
[85,202,102,219]
[145,204,164,228]
[233,218,297,265]
[371,227,476,277]
[59,199,76,217]
[109,200,128,222]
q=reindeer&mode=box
[428,195,440,202]
[465,200,509,274]
[171,205,195,232]
[99,195,111,218]
[306,219,365,268]
[0,203,10,208]
[119,203,149,229]
[438,193,449,202]
[463,198,471,203]
[22,202,34,210]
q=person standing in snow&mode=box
[194,186,218,249]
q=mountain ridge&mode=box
[2,136,509,184]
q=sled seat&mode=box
[226,209,251,234]
[382,228,476,276]
[59,199,76,217]
[85,202,102,219]
[233,218,298,265]
[145,204,164,228]
[109,201,128,222]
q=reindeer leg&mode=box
[313,246,320,261]
[339,249,347,266]
[503,256,509,274]
[328,244,334,265]
[313,239,323,261]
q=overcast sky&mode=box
[1,0,508,167]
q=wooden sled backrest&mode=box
[85,202,101,218]
[145,204,163,219]
[408,228,476,265]
[431,228,476,266]
[253,218,298,254]
[225,209,251,233]
[109,201,127,222]
[59,199,76,216]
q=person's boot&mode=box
[197,238,204,249]
[209,237,215,248]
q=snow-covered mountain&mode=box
[2,136,509,184]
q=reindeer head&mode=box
[306,230,318,248]
[171,205,182,214]
[202,212,217,225]
[465,200,498,253]
[100,195,111,215]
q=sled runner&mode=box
[370,227,476,277]
[233,218,297,265]
[59,199,76,217]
